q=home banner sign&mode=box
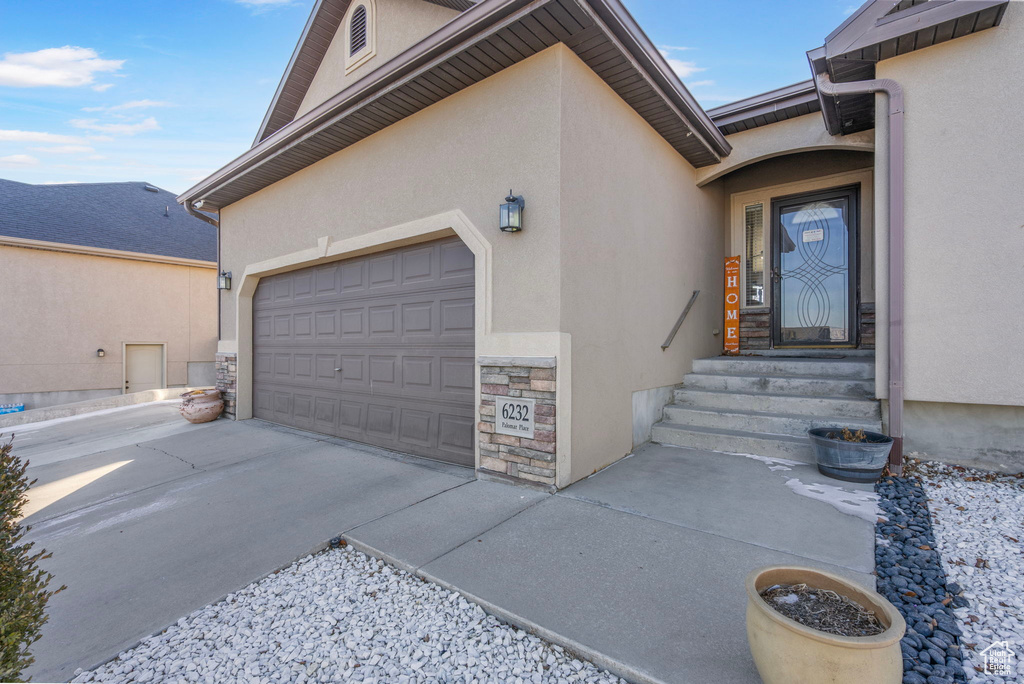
[724,256,740,354]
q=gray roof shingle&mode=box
[0,179,216,263]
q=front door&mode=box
[771,186,858,348]
[125,344,165,393]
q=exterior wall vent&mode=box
[344,0,376,74]
[350,6,368,56]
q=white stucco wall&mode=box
[557,48,726,480]
[876,3,1024,408]
[221,47,565,344]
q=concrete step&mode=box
[672,388,881,420]
[693,356,874,380]
[661,405,882,439]
[683,373,875,398]
[651,422,816,464]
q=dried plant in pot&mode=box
[808,427,894,484]
[746,566,905,684]
[179,389,224,424]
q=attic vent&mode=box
[350,5,368,56]
[144,184,159,193]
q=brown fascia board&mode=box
[253,0,347,146]
[812,0,1009,135]
[179,0,729,209]
[824,0,879,47]
[807,47,846,136]
[581,0,730,159]
[707,80,818,128]
[826,0,1008,60]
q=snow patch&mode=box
[737,452,804,472]
[785,478,883,523]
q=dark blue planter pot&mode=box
[807,428,894,484]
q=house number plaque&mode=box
[494,397,536,439]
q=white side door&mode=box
[124,344,165,393]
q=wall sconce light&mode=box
[499,191,525,233]
[97,348,106,357]
[218,271,232,290]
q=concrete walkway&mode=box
[15,406,877,683]
[347,445,877,684]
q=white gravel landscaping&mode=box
[914,460,1024,683]
[71,545,625,684]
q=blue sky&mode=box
[0,0,861,194]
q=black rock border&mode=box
[875,476,970,684]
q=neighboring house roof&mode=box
[256,0,479,145]
[0,179,217,263]
[180,0,731,211]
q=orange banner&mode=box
[724,256,741,354]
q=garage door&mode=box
[252,237,475,466]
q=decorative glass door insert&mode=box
[771,187,858,347]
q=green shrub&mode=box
[0,436,65,682]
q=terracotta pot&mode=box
[746,566,906,684]
[180,389,224,424]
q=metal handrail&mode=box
[661,290,700,350]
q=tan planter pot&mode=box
[746,566,906,684]
[180,389,224,424]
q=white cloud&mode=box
[69,116,160,136]
[0,46,124,88]
[659,50,706,80]
[92,83,115,92]
[659,45,696,52]
[688,80,715,88]
[0,154,40,167]
[82,99,173,113]
[0,129,86,144]
[30,144,96,155]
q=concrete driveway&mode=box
[15,404,479,682]
[15,403,878,684]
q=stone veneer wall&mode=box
[477,356,557,489]
[740,304,876,350]
[215,352,238,419]
[739,307,770,350]
[860,302,875,349]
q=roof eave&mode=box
[810,0,1010,137]
[179,0,729,210]
[582,0,730,159]
[180,0,534,208]
[253,0,336,146]
[807,46,844,136]
[707,79,820,134]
